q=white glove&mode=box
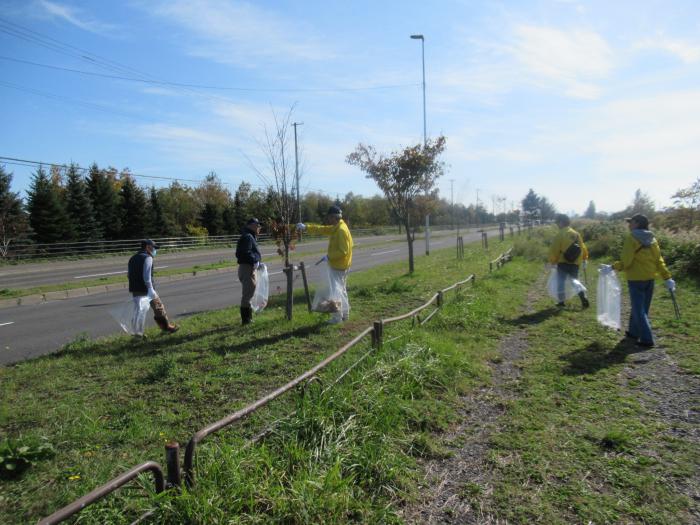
[147,286,158,300]
[254,261,260,270]
[296,223,306,232]
[665,279,676,292]
[599,264,613,275]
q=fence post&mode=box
[165,442,181,488]
[373,320,383,349]
[482,231,488,249]
[437,290,444,307]
[299,261,312,312]
[499,222,505,241]
[510,226,514,237]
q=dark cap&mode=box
[246,218,261,225]
[625,213,649,229]
[141,239,160,249]
[327,205,342,216]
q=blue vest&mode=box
[128,251,153,294]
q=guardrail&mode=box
[3,223,506,260]
[38,246,516,524]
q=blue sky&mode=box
[1,0,699,214]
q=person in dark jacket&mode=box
[127,239,178,334]
[236,218,262,325]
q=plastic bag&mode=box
[547,267,587,302]
[312,261,349,316]
[596,269,621,330]
[110,296,151,336]
[251,264,269,313]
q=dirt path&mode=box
[401,274,545,524]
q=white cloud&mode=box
[510,24,613,99]
[635,36,700,63]
[144,0,334,67]
[36,0,116,34]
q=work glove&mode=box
[296,223,307,232]
[599,264,613,275]
[665,279,676,292]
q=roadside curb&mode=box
[4,266,238,308]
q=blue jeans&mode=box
[628,280,654,344]
[557,263,580,303]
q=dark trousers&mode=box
[628,280,655,344]
[238,264,257,308]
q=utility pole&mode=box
[292,122,303,224]
[450,179,455,230]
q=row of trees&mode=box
[0,163,513,248]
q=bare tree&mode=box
[247,105,305,319]
[347,136,446,273]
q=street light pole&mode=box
[410,34,426,146]
[292,122,303,224]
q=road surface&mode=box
[0,228,499,365]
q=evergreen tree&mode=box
[65,164,101,241]
[200,202,223,235]
[148,187,171,237]
[584,200,597,219]
[87,163,121,239]
[119,176,147,239]
[521,189,540,216]
[232,182,252,230]
[0,165,29,256]
[222,204,238,234]
[26,166,72,243]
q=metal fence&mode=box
[2,224,504,261]
[36,247,515,524]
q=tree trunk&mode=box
[405,220,414,274]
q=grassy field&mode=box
[2,228,697,524]
[0,237,516,523]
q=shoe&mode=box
[166,325,179,334]
[240,306,253,325]
[580,295,590,309]
[635,340,655,348]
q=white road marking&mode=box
[373,249,401,256]
[268,271,283,276]
[0,322,14,327]
[73,266,169,279]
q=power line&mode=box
[0,55,421,94]
[0,155,332,195]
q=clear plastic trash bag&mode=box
[110,296,151,336]
[547,267,587,302]
[596,269,621,330]
[251,264,269,313]
[312,260,349,316]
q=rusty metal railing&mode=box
[489,247,513,272]
[37,462,165,525]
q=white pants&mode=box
[330,268,350,321]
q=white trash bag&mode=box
[251,264,269,313]
[312,260,349,316]
[110,296,151,336]
[547,267,587,302]
[597,269,621,330]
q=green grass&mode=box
[484,258,700,524]
[0,238,517,524]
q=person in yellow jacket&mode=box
[548,214,590,308]
[601,214,675,348]
[296,205,353,323]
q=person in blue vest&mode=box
[236,218,262,325]
[127,239,178,334]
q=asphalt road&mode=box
[1,230,456,289]
[0,229,497,365]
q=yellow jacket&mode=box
[548,226,589,266]
[305,219,353,270]
[613,232,671,281]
